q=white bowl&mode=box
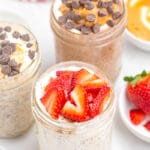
[119,83,150,143]
[125,27,150,52]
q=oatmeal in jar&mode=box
[50,0,126,81]
[32,61,115,150]
[0,22,41,137]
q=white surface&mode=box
[119,83,150,143]
[0,0,150,150]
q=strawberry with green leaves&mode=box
[124,70,150,115]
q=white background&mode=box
[0,0,150,149]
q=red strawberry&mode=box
[88,85,111,117]
[61,85,88,122]
[144,121,150,131]
[41,88,66,119]
[72,68,99,86]
[124,70,150,115]
[129,109,145,125]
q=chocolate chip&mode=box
[97,0,102,8]
[101,1,112,8]
[2,45,12,55]
[0,33,6,40]
[28,50,35,59]
[79,0,89,5]
[65,21,74,29]
[62,0,68,4]
[75,24,83,30]
[11,66,20,72]
[65,11,75,20]
[12,31,20,39]
[66,2,72,8]
[8,59,18,67]
[9,43,16,52]
[92,24,100,33]
[58,16,67,25]
[21,34,30,42]
[0,49,2,55]
[1,41,10,47]
[9,71,19,76]
[107,5,114,14]
[81,26,92,34]
[26,43,33,48]
[4,26,11,32]
[86,14,96,22]
[106,20,115,27]
[84,2,94,10]
[112,11,121,20]
[1,65,11,75]
[113,0,119,4]
[0,27,3,33]
[98,10,107,17]
[72,13,82,21]
[72,0,80,9]
[0,54,10,65]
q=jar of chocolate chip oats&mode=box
[0,22,41,137]
[50,0,126,82]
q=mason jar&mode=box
[50,0,126,82]
[32,61,116,150]
[0,23,41,137]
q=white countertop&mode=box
[0,0,150,149]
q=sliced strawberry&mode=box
[144,121,150,131]
[129,109,145,125]
[61,85,88,122]
[41,88,66,119]
[72,68,99,86]
[88,85,111,118]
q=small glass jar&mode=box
[0,26,41,138]
[50,0,126,82]
[32,61,116,150]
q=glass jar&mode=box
[32,61,116,150]
[50,0,126,82]
[0,27,41,138]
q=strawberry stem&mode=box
[124,70,148,86]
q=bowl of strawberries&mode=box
[119,70,150,142]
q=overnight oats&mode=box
[32,61,115,150]
[50,0,126,81]
[0,22,41,137]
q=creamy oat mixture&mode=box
[0,22,37,79]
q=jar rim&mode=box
[32,61,115,134]
[0,22,41,90]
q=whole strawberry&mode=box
[124,70,150,115]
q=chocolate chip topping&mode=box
[2,45,12,55]
[72,0,80,9]
[84,2,94,10]
[92,24,100,33]
[62,0,68,4]
[79,0,89,5]
[0,49,2,55]
[113,0,119,4]
[75,24,83,30]
[8,59,18,67]
[65,21,74,29]
[0,33,6,40]
[72,13,82,21]
[58,16,67,25]
[26,43,33,48]
[66,2,72,8]
[28,50,35,59]
[9,43,16,52]
[4,26,11,32]
[1,65,11,75]
[0,27,3,33]
[11,65,20,72]
[81,26,92,34]
[98,10,107,17]
[12,31,20,39]
[106,20,115,27]
[97,0,102,8]
[1,41,10,47]
[0,54,10,65]
[112,11,121,20]
[21,34,30,42]
[86,14,96,22]
[107,5,114,14]
[9,71,19,76]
